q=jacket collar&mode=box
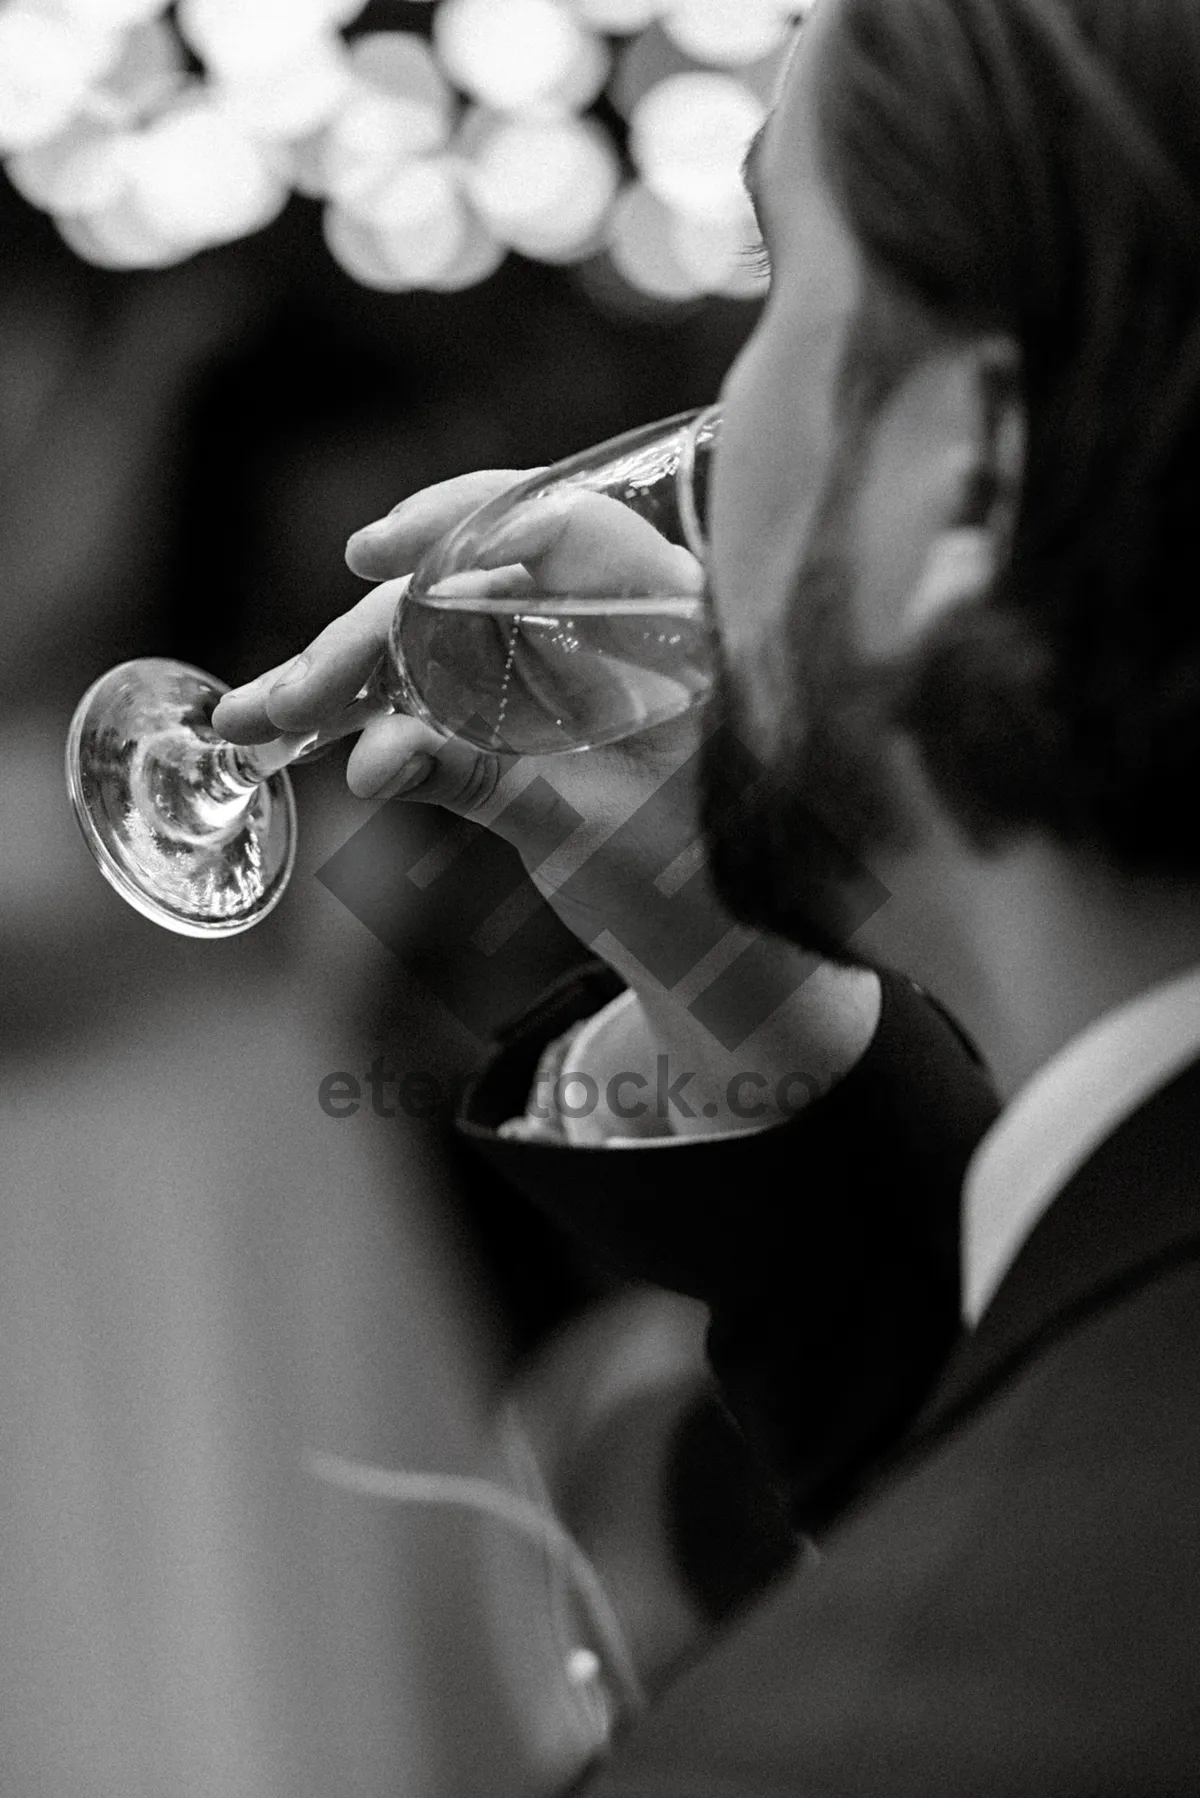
[900,1051,1200,1456]
[962,964,1200,1324]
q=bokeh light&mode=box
[427,211,507,289]
[607,182,707,302]
[629,70,765,221]
[323,200,418,290]
[143,99,286,238]
[318,34,455,205]
[213,36,353,142]
[57,188,194,267]
[3,0,792,302]
[434,0,596,113]
[465,115,619,259]
[343,154,468,278]
[661,0,793,66]
[178,0,355,75]
[89,16,188,125]
[57,0,167,28]
[569,0,664,30]
[6,115,128,213]
[0,2,121,152]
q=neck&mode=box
[844,741,1200,1101]
[932,843,1200,1099]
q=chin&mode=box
[697,635,902,969]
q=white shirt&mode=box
[962,962,1200,1324]
[504,964,1200,1329]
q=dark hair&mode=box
[817,0,1200,875]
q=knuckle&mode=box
[442,749,501,814]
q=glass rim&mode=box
[407,402,722,600]
[679,400,722,564]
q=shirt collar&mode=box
[962,962,1200,1327]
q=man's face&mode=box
[701,0,972,959]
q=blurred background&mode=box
[0,2,790,1790]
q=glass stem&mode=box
[134,727,316,849]
[224,731,318,788]
[168,649,396,841]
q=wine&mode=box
[393,591,715,755]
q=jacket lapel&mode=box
[897,1052,1200,1459]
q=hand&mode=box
[211,471,714,969]
[211,471,880,1124]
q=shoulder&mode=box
[582,1253,1200,1798]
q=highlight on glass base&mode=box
[67,404,721,937]
[67,659,299,938]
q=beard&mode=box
[698,405,915,966]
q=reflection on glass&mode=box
[66,405,720,937]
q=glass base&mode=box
[66,658,297,939]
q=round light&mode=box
[569,0,663,30]
[314,35,454,205]
[83,17,187,127]
[6,117,129,212]
[177,0,345,74]
[127,98,288,244]
[324,204,415,290]
[606,181,706,301]
[630,71,765,221]
[320,90,451,206]
[426,210,506,288]
[214,35,352,141]
[434,0,594,113]
[552,28,612,111]
[465,116,618,256]
[349,30,454,113]
[327,190,506,294]
[0,3,121,152]
[56,191,196,268]
[661,0,793,66]
[346,157,469,281]
[55,0,167,27]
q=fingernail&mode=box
[270,655,309,692]
[369,753,434,799]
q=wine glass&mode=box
[66,404,721,938]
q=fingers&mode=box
[346,715,584,877]
[207,656,307,744]
[473,490,705,598]
[345,710,507,816]
[216,464,541,741]
[345,470,535,582]
[211,579,404,742]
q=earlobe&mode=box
[979,338,1026,537]
[900,339,1024,645]
[902,525,997,638]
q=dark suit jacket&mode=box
[459,964,1200,1795]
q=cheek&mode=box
[709,297,846,747]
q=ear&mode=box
[899,337,1025,644]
